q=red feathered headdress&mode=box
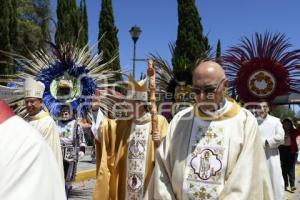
[223,32,300,103]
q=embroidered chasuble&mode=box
[146,99,274,200]
[27,110,65,182]
[93,113,169,200]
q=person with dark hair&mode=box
[0,100,66,200]
[279,118,300,192]
[256,101,285,199]
[24,78,64,182]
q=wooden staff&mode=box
[147,59,160,146]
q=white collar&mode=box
[201,99,232,117]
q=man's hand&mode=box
[152,131,161,146]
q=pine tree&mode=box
[9,0,18,50]
[78,0,88,47]
[98,0,121,80]
[216,39,221,64]
[0,0,12,75]
[172,0,210,84]
[35,0,51,47]
[55,0,79,45]
[16,0,50,58]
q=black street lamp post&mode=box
[129,25,142,79]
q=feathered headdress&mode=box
[0,42,123,117]
[223,32,300,103]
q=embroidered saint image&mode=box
[127,173,143,192]
[191,149,222,180]
[129,137,145,159]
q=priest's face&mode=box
[192,61,228,112]
[127,99,147,119]
[25,97,43,116]
[259,101,269,118]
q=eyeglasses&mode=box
[192,78,226,95]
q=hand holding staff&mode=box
[147,59,160,146]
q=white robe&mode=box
[0,116,66,200]
[27,110,65,182]
[258,115,285,200]
[146,101,274,200]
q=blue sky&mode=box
[51,0,300,80]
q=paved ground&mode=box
[69,148,300,200]
[68,179,95,200]
[77,146,96,171]
[285,164,300,200]
[68,146,96,200]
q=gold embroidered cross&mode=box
[202,128,217,142]
[196,187,207,199]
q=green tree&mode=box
[78,0,88,47]
[98,0,121,80]
[55,0,79,45]
[34,0,51,45]
[271,105,295,120]
[172,0,210,84]
[0,0,13,75]
[215,39,221,64]
[16,0,51,57]
[10,0,18,49]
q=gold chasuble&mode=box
[93,113,168,200]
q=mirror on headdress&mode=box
[175,81,194,102]
[50,72,81,102]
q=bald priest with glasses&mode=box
[146,61,274,200]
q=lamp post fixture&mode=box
[129,25,142,79]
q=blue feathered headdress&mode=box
[0,42,122,118]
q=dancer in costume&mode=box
[57,105,86,196]
[93,74,169,200]
[146,61,273,200]
[0,43,123,196]
[223,32,300,199]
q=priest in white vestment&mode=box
[0,100,66,200]
[146,61,274,200]
[256,101,285,200]
[23,78,64,182]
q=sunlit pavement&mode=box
[285,164,300,200]
[68,148,300,199]
[68,146,96,200]
[68,179,95,200]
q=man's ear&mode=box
[223,79,229,88]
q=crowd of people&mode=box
[1,60,300,200]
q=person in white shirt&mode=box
[256,101,285,199]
